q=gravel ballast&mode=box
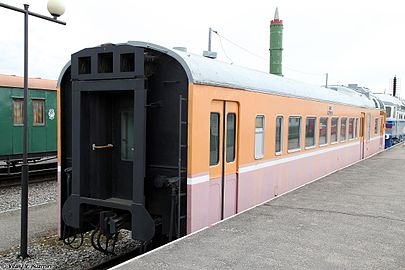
[0,230,141,270]
[0,180,56,213]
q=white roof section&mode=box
[374,93,404,106]
[59,41,378,109]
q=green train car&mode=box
[0,74,57,162]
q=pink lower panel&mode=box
[187,140,384,234]
[237,142,363,212]
[187,174,238,234]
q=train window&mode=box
[305,117,316,148]
[348,118,354,140]
[98,52,113,73]
[366,114,371,140]
[331,117,338,143]
[121,111,134,161]
[340,118,347,142]
[226,113,236,163]
[255,115,265,159]
[78,57,91,74]
[275,116,283,154]
[288,116,301,152]
[32,99,45,126]
[120,53,135,72]
[210,113,220,165]
[13,98,24,126]
[319,117,328,146]
[374,118,378,135]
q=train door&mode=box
[87,91,134,200]
[111,93,134,200]
[360,112,365,159]
[209,100,239,224]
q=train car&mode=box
[374,93,405,147]
[57,42,385,252]
[0,74,57,167]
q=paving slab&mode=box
[0,202,57,252]
[115,144,405,270]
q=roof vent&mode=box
[203,50,217,59]
[173,47,187,52]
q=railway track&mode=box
[0,161,57,188]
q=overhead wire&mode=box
[211,29,326,78]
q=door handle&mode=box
[92,144,114,150]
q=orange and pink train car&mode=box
[57,42,385,243]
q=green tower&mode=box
[270,7,283,76]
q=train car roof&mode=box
[373,93,404,106]
[58,41,377,109]
[0,74,56,91]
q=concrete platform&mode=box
[0,202,57,252]
[115,144,405,270]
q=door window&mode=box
[226,113,236,163]
[121,111,134,161]
[210,113,220,165]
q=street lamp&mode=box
[0,0,66,259]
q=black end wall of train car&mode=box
[60,45,189,241]
[144,49,188,236]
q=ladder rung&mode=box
[181,121,187,125]
[181,98,187,102]
[181,144,187,148]
[180,215,186,220]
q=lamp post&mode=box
[0,0,66,259]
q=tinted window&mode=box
[331,117,338,143]
[386,107,391,118]
[288,116,301,150]
[340,118,347,142]
[121,111,134,161]
[319,117,328,145]
[374,118,378,135]
[210,113,220,165]
[226,113,236,162]
[305,117,316,148]
[275,116,283,153]
[348,118,354,139]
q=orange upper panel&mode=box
[187,83,382,178]
[0,74,56,91]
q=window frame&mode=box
[319,116,329,147]
[32,98,46,126]
[275,115,284,156]
[13,97,24,126]
[304,116,317,150]
[374,117,379,135]
[330,117,339,144]
[226,113,236,163]
[287,115,302,153]
[355,118,359,139]
[254,114,265,160]
[340,117,348,142]
[209,112,221,166]
[348,118,355,141]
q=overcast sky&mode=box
[0,0,403,97]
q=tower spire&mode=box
[274,7,279,20]
[269,7,283,76]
